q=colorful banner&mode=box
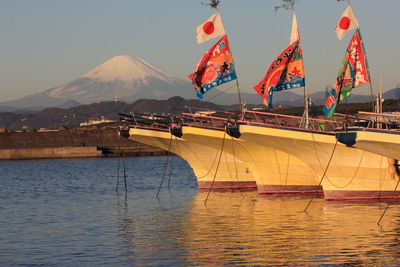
[253,41,305,107]
[188,35,237,99]
[324,29,369,119]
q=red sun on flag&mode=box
[203,21,215,35]
[339,16,351,30]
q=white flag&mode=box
[335,5,359,40]
[290,12,300,44]
[196,13,225,44]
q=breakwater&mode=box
[0,127,168,159]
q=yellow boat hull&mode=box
[182,126,321,194]
[129,127,256,190]
[352,129,400,161]
[239,124,400,200]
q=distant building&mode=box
[80,117,116,127]
[195,111,216,115]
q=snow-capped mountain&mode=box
[0,55,195,109]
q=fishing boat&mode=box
[336,111,400,160]
[123,113,257,190]
[182,113,321,194]
[229,5,400,200]
[230,110,398,200]
[179,10,325,194]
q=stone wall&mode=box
[0,147,101,160]
[0,127,168,159]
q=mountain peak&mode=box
[81,55,177,83]
[0,55,195,108]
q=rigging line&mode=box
[176,137,219,179]
[167,153,174,189]
[304,139,338,213]
[272,149,283,193]
[376,156,385,199]
[280,154,291,194]
[116,157,120,194]
[377,176,400,226]
[195,141,221,179]
[309,129,361,188]
[324,150,365,189]
[196,153,219,178]
[223,144,234,182]
[156,133,173,198]
[123,157,127,196]
[204,128,228,205]
[231,137,244,199]
[204,83,236,103]
[311,131,330,174]
[174,136,182,158]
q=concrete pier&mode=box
[0,128,168,160]
[0,147,101,160]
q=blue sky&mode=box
[0,0,399,102]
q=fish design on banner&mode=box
[324,29,369,120]
[254,41,305,107]
[188,35,237,99]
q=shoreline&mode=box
[0,127,169,160]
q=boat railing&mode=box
[357,111,400,130]
[240,110,343,132]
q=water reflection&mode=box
[117,191,400,265]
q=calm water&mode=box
[1,156,400,266]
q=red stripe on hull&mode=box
[324,190,400,201]
[257,184,323,194]
[198,181,257,190]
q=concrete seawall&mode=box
[0,127,168,160]
[0,147,102,160]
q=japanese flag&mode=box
[196,13,225,44]
[335,5,359,40]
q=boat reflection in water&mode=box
[180,191,400,265]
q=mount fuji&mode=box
[0,55,196,110]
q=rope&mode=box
[116,157,120,193]
[167,154,174,189]
[196,150,220,179]
[230,137,244,198]
[324,151,365,189]
[311,130,365,189]
[377,176,400,226]
[123,157,127,196]
[304,139,338,213]
[156,133,173,198]
[279,154,291,193]
[204,128,228,205]
[204,84,236,103]
[175,135,220,180]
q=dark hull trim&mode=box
[324,190,400,201]
[198,181,257,190]
[257,185,323,194]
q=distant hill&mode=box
[2,94,400,130]
[0,96,231,130]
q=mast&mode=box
[375,72,384,129]
[217,9,243,112]
[357,27,375,113]
[291,9,309,128]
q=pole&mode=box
[357,27,374,112]
[292,9,309,127]
[217,11,243,113]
